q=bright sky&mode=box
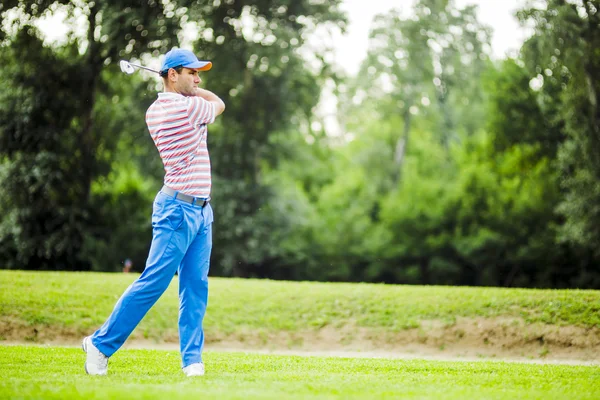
[336,0,530,75]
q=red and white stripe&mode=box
[146,92,216,197]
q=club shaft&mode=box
[130,63,159,74]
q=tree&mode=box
[484,58,563,157]
[183,1,346,276]
[518,1,600,264]
[326,0,493,284]
[346,0,491,185]
[0,29,87,269]
[0,0,346,272]
[0,1,182,269]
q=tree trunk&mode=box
[437,82,454,152]
[79,3,101,202]
[419,257,430,285]
[392,108,412,184]
[583,68,600,178]
[503,263,521,287]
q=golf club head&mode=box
[119,60,135,75]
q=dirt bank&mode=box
[3,316,599,364]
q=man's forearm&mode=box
[194,88,220,102]
[194,88,225,116]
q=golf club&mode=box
[119,60,159,75]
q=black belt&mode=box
[161,186,210,207]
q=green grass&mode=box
[1,345,598,400]
[1,270,599,343]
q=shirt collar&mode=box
[158,92,185,99]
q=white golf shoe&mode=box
[82,336,109,375]
[182,363,205,377]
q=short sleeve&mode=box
[187,96,216,127]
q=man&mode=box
[122,258,133,273]
[82,48,225,377]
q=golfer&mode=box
[83,48,225,377]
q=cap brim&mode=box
[186,61,212,71]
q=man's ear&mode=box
[168,68,178,82]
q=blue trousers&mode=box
[92,190,213,368]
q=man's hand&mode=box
[194,88,225,116]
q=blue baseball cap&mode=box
[160,48,212,74]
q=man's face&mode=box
[173,67,201,96]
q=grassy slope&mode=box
[1,270,599,343]
[1,345,599,400]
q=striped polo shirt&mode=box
[146,92,216,198]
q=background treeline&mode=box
[0,0,599,288]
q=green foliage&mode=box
[483,59,562,156]
[84,160,156,272]
[372,130,556,287]
[82,69,161,272]
[249,130,338,280]
[0,28,89,269]
[302,0,600,288]
[0,0,182,270]
[311,0,509,286]
[448,135,561,287]
[349,0,492,154]
[555,142,600,286]
[2,0,180,59]
[3,346,599,400]
[518,0,600,257]
[2,0,600,289]
[0,0,346,274]
[308,101,568,287]
[185,0,346,276]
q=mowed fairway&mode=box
[1,270,600,399]
[1,346,599,400]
